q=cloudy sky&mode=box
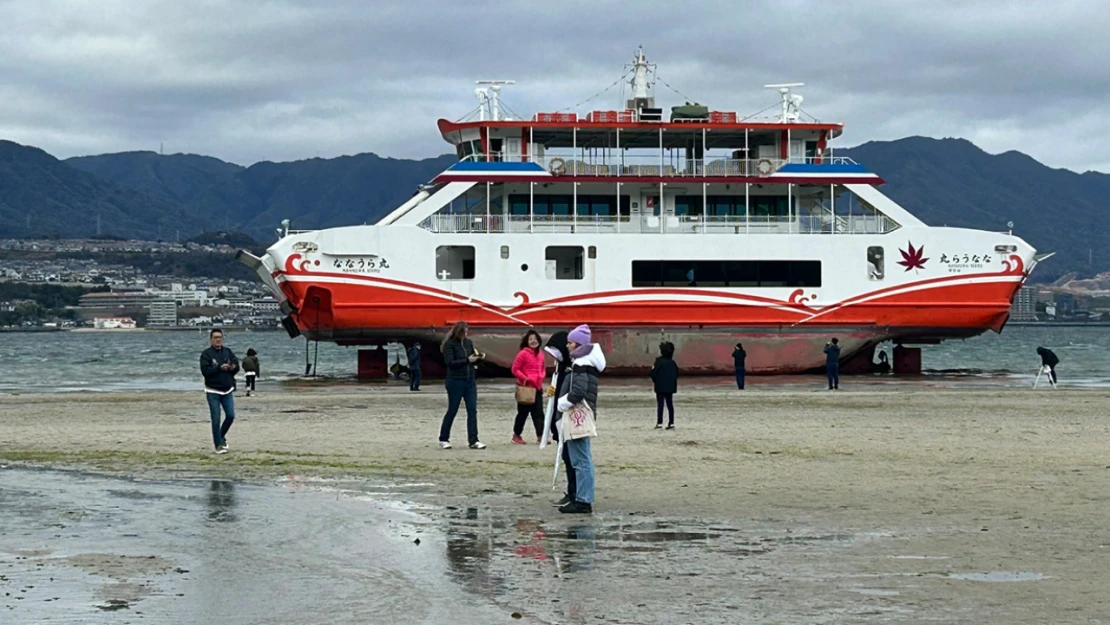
[2,0,1108,170]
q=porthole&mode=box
[588,246,597,259]
[521,263,529,272]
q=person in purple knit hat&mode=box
[555,324,605,513]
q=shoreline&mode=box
[3,386,1108,623]
[2,386,1108,517]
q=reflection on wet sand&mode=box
[206,480,238,523]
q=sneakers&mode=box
[665,424,675,430]
[439,441,452,449]
[654,423,662,429]
[215,446,228,455]
[553,494,573,507]
[511,435,526,445]
[469,441,487,450]
[558,500,593,514]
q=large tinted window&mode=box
[508,194,630,217]
[631,260,821,288]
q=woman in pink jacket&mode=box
[510,330,547,444]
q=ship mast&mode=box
[764,82,805,122]
[625,46,657,116]
[475,80,515,121]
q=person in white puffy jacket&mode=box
[556,324,605,514]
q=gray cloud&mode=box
[1,0,1108,170]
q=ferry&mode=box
[238,47,1042,376]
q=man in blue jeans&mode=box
[824,337,840,390]
[200,329,239,454]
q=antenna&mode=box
[764,83,805,122]
[475,80,515,121]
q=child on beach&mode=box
[242,348,260,397]
[650,341,678,429]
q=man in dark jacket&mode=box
[1037,346,1060,384]
[200,329,239,453]
[732,343,746,390]
[407,343,422,391]
[824,338,841,390]
[650,341,678,429]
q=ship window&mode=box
[588,246,597,259]
[508,194,630,217]
[750,196,792,218]
[500,245,509,259]
[867,246,884,280]
[435,246,475,280]
[510,196,529,216]
[546,246,584,280]
[632,260,821,288]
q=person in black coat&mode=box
[438,321,486,450]
[1037,346,1060,384]
[407,343,422,391]
[732,342,746,389]
[200,328,238,453]
[650,341,679,429]
[824,338,841,390]
[544,330,577,507]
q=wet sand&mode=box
[2,382,1109,623]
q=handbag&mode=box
[564,400,597,440]
[515,384,537,404]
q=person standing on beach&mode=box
[824,338,841,390]
[650,341,678,429]
[556,324,605,514]
[438,321,486,450]
[511,330,547,444]
[407,343,422,391]
[200,329,239,454]
[241,348,260,397]
[732,342,746,390]
[544,330,577,506]
[1036,346,1060,384]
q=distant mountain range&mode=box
[0,136,1105,281]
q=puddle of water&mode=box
[948,571,1045,582]
[0,467,515,624]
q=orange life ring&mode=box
[756,158,775,176]
[549,157,566,175]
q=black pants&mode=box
[1046,364,1058,384]
[656,392,674,426]
[410,368,421,390]
[514,400,544,438]
[440,378,479,445]
[245,374,256,392]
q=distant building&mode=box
[93,317,137,329]
[80,292,155,308]
[1054,293,1076,315]
[1009,287,1038,321]
[147,299,178,326]
[252,297,280,313]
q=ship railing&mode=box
[418,212,898,235]
[460,153,857,176]
[672,214,898,234]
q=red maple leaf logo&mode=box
[896,242,929,272]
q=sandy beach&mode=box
[2,382,1109,622]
